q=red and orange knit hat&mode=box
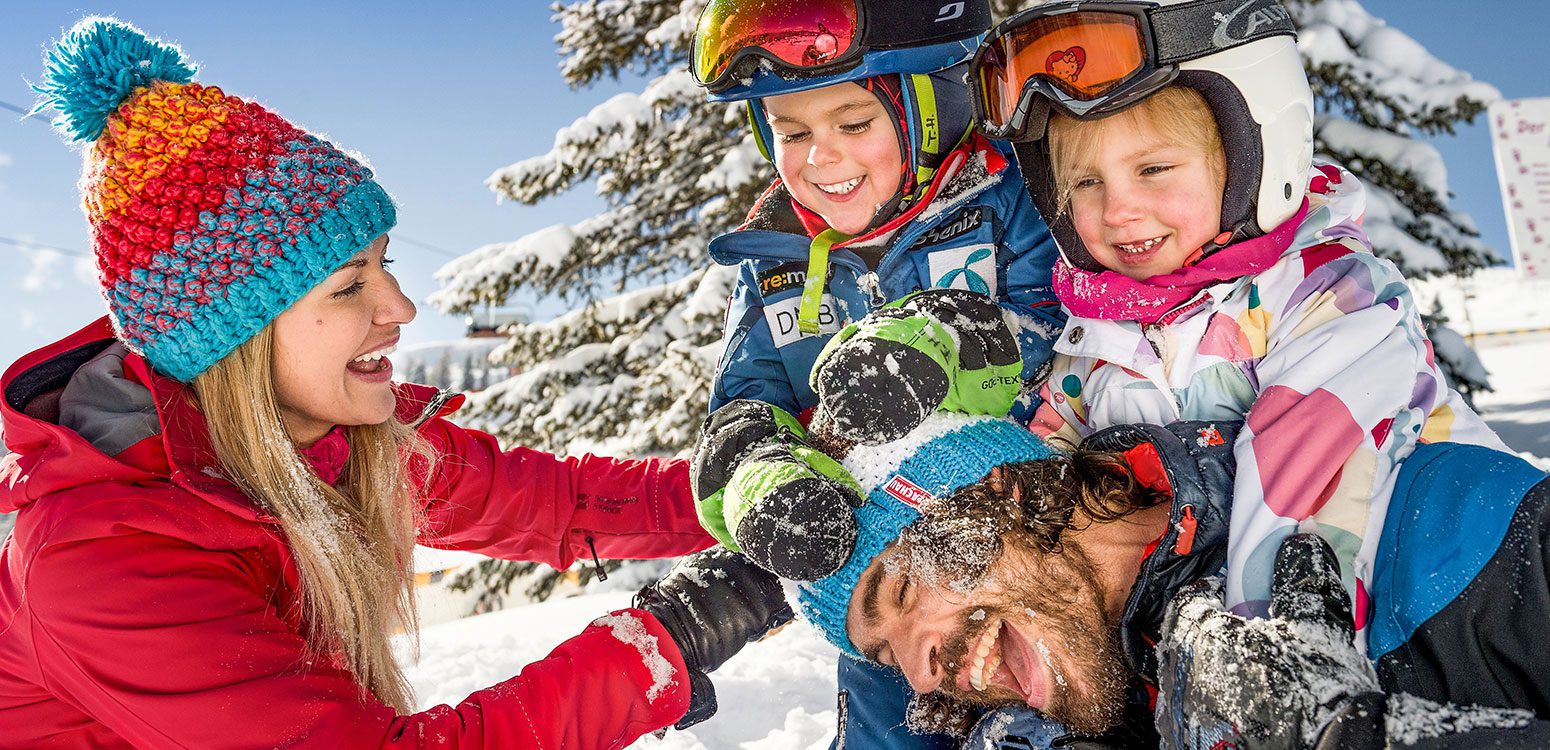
[33,17,396,381]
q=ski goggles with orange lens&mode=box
[693,0,865,94]
[970,0,1296,141]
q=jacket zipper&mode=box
[409,389,457,428]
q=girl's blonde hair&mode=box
[191,325,437,712]
[1047,85,1227,217]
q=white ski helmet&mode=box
[968,0,1314,269]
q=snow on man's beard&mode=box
[899,537,1133,737]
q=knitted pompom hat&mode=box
[796,414,1058,658]
[32,17,396,381]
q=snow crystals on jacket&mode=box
[1032,164,1507,648]
[710,134,1065,423]
[0,317,714,749]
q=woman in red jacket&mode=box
[0,17,787,748]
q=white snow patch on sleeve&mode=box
[593,611,678,703]
[1385,693,1532,746]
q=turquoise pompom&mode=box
[31,17,197,142]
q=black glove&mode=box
[1155,533,1381,749]
[1156,534,1537,749]
[634,548,795,729]
[811,288,1022,445]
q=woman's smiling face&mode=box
[270,235,416,446]
[764,82,904,236]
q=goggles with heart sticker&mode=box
[969,0,1296,142]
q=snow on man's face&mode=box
[271,235,416,447]
[1066,114,1224,281]
[764,82,904,236]
[846,538,1133,735]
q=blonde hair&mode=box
[191,326,436,711]
[1047,85,1227,217]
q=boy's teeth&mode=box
[352,344,396,363]
[1116,236,1165,255]
[817,176,862,195]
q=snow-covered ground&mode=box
[400,591,842,749]
[401,336,1548,749]
[1473,332,1550,465]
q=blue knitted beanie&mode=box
[797,414,1059,658]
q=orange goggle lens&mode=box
[976,11,1148,129]
[693,0,861,90]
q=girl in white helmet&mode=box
[951,0,1509,744]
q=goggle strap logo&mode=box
[1152,0,1296,64]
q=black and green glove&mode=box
[810,288,1022,444]
[690,400,808,545]
[691,399,864,580]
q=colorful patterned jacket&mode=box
[1031,164,1507,646]
[710,134,1064,423]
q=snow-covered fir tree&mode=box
[429,0,1501,601]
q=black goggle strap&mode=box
[1149,0,1298,65]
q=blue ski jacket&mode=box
[708,135,1064,423]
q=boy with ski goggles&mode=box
[689,0,1068,747]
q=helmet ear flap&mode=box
[1012,116,1101,272]
[746,101,774,162]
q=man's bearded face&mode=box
[845,539,1134,735]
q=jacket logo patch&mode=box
[763,294,843,348]
[916,207,983,248]
[929,243,998,296]
[883,475,933,508]
[1197,425,1226,447]
[757,262,811,298]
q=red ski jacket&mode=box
[0,318,715,748]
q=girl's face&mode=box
[271,235,416,446]
[764,82,904,236]
[1066,117,1225,281]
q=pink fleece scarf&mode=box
[1054,201,1309,323]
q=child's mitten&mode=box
[811,289,1022,444]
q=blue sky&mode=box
[1,1,1546,370]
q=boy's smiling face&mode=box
[763,82,904,236]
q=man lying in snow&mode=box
[697,407,1550,748]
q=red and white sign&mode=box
[1490,98,1550,278]
[883,475,934,508]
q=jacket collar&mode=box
[1079,420,1243,683]
[709,134,1010,266]
[1,317,463,517]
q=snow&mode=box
[1385,693,1532,746]
[594,611,677,702]
[399,592,841,749]
[1471,334,1550,466]
[1293,0,1501,125]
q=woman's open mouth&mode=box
[346,344,395,380]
